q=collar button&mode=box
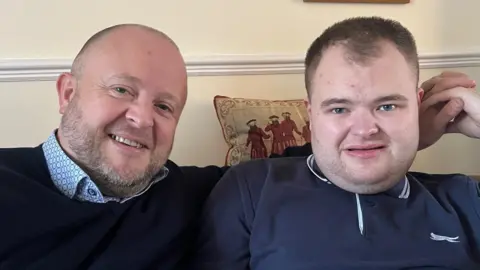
[365,200,376,207]
[87,188,98,197]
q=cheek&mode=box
[85,109,114,129]
[154,118,178,145]
[86,98,126,129]
[311,116,346,145]
[378,111,419,138]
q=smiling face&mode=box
[56,26,187,197]
[306,41,423,194]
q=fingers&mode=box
[420,71,468,92]
[433,98,464,132]
[440,71,470,77]
[421,74,475,101]
[420,87,468,112]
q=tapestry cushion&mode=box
[213,95,311,166]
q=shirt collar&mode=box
[306,154,410,199]
[42,131,89,199]
[42,130,169,203]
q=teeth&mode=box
[110,135,144,149]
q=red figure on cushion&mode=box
[245,119,270,159]
[265,115,286,155]
[280,112,302,147]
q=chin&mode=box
[103,149,147,169]
[114,157,149,171]
[350,174,389,186]
[345,166,391,183]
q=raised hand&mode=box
[421,86,480,139]
[418,71,476,150]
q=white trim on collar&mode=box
[306,154,331,184]
[306,154,410,199]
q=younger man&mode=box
[192,17,480,269]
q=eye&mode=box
[155,103,172,112]
[114,87,128,94]
[378,104,396,111]
[331,108,346,114]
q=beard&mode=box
[58,96,170,198]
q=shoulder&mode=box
[407,171,480,230]
[408,171,476,185]
[0,145,55,198]
[408,171,479,197]
[220,156,309,192]
[0,146,42,161]
[0,145,48,176]
[229,156,306,175]
[203,157,310,221]
[270,143,312,158]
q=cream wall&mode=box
[1,0,480,174]
[0,0,479,57]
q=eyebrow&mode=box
[320,94,409,108]
[374,94,408,103]
[320,98,352,108]
[110,73,142,85]
[155,92,180,104]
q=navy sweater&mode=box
[193,157,480,270]
[0,146,226,269]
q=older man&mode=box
[0,24,226,269]
[0,22,475,269]
[191,17,480,269]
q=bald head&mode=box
[71,24,181,77]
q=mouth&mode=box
[109,134,147,149]
[344,144,386,159]
[346,145,386,151]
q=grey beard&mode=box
[58,97,164,198]
[83,163,158,198]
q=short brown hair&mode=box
[304,16,419,98]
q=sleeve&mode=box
[189,166,253,270]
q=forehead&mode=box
[81,30,187,98]
[312,44,416,100]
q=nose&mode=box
[125,101,154,129]
[350,110,379,137]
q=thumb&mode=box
[433,98,464,131]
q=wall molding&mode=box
[1,51,480,82]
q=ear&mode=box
[56,72,77,114]
[416,87,425,106]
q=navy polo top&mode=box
[192,155,480,270]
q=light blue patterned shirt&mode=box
[42,130,169,203]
